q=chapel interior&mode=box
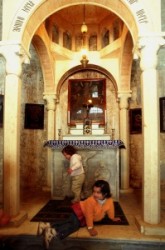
[0,0,165,248]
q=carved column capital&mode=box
[0,42,30,76]
[118,91,132,109]
[133,36,165,71]
[43,93,58,111]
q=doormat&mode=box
[31,199,129,225]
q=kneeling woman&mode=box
[37,179,121,249]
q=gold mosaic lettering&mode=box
[22,1,35,13]
[136,9,148,23]
[127,0,138,4]
[12,16,25,32]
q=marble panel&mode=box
[51,145,120,201]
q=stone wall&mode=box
[158,47,165,189]
[0,0,3,203]
[0,0,2,41]
[161,0,165,32]
[0,55,5,203]
[20,45,47,190]
[0,45,48,192]
[129,59,143,188]
[129,50,165,189]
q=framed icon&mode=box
[68,78,106,126]
[0,95,3,128]
[160,97,165,132]
[129,108,142,134]
[24,103,44,129]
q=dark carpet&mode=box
[31,199,129,225]
[1,236,165,250]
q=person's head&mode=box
[92,180,111,200]
[62,145,77,160]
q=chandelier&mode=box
[81,5,88,34]
[80,5,89,67]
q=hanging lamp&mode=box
[81,5,88,33]
[80,5,89,67]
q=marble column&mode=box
[43,93,57,189]
[0,43,29,217]
[137,36,165,224]
[118,91,132,192]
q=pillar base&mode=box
[9,210,28,227]
[120,188,133,194]
[135,215,165,236]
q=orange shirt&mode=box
[80,196,115,228]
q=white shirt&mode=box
[70,153,84,177]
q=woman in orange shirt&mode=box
[37,180,121,249]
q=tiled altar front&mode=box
[44,139,125,201]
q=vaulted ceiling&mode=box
[55,5,116,25]
[46,4,119,34]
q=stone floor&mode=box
[0,189,165,249]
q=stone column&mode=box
[118,91,132,192]
[137,36,165,224]
[0,43,30,217]
[43,93,57,189]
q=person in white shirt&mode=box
[62,145,85,204]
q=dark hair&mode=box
[62,145,77,156]
[93,180,111,198]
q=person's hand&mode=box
[113,217,121,222]
[88,228,98,236]
[67,168,73,174]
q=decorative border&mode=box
[129,108,142,134]
[44,140,125,149]
[160,97,165,132]
[0,95,4,128]
[24,103,44,129]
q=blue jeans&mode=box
[50,213,80,240]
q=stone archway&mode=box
[120,31,134,90]
[8,0,153,46]
[5,0,154,94]
[56,64,118,96]
[32,34,55,93]
[7,1,150,50]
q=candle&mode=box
[105,110,106,122]
[112,116,115,129]
[68,111,70,124]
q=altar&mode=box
[44,139,125,201]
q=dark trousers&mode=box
[50,213,80,240]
